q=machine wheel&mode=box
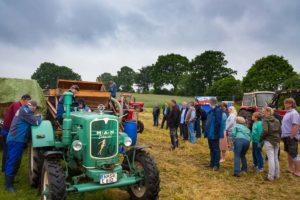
[238,109,253,129]
[40,160,66,200]
[28,143,43,188]
[137,120,144,134]
[125,149,160,200]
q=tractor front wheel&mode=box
[28,143,43,188]
[127,150,160,200]
[40,160,66,200]
[137,120,144,134]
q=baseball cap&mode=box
[71,85,80,91]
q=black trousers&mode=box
[170,128,179,149]
[179,123,188,140]
[161,116,169,129]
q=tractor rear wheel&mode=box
[28,143,43,188]
[137,120,144,134]
[125,150,160,200]
[40,160,66,200]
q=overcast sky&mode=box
[0,0,299,81]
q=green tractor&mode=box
[29,91,160,200]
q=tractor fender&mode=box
[31,120,55,148]
[134,145,152,150]
[43,151,63,160]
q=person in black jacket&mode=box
[161,102,170,129]
[168,100,180,150]
[179,102,189,140]
[194,99,203,138]
[152,104,160,126]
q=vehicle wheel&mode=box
[40,160,66,200]
[238,109,253,129]
[28,143,43,188]
[137,120,144,134]
[124,149,160,200]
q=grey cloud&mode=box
[0,0,121,46]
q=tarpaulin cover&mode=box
[0,77,47,117]
[195,96,216,113]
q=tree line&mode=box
[31,50,300,100]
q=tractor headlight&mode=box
[124,137,132,147]
[72,140,83,151]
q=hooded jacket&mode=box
[261,115,281,147]
[232,123,251,141]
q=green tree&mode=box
[189,50,237,95]
[242,55,296,92]
[205,76,243,101]
[152,54,189,93]
[96,72,116,90]
[282,73,300,90]
[116,66,136,92]
[135,66,153,93]
[31,62,81,89]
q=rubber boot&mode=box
[5,176,16,192]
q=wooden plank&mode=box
[46,100,57,115]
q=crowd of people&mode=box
[152,99,207,146]
[153,97,300,180]
[1,79,300,193]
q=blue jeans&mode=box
[194,119,201,138]
[252,142,264,170]
[5,141,25,177]
[208,139,220,167]
[1,128,8,172]
[234,138,250,175]
[187,122,196,144]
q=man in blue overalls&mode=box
[56,85,80,124]
[5,101,42,192]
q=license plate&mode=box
[100,172,117,184]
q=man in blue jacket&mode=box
[5,101,42,192]
[56,85,80,124]
[108,79,117,98]
[204,97,224,170]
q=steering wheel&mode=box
[97,104,106,111]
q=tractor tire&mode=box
[137,120,144,134]
[124,149,160,200]
[28,143,43,188]
[238,109,253,129]
[40,160,66,200]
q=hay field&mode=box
[1,108,300,200]
[118,93,194,108]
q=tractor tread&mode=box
[125,149,160,200]
[41,160,66,200]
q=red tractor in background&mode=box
[238,91,275,128]
[269,89,300,118]
[118,93,145,133]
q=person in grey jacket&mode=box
[226,106,237,150]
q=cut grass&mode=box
[1,108,300,199]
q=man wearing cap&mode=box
[56,85,80,124]
[1,94,31,172]
[5,101,42,192]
